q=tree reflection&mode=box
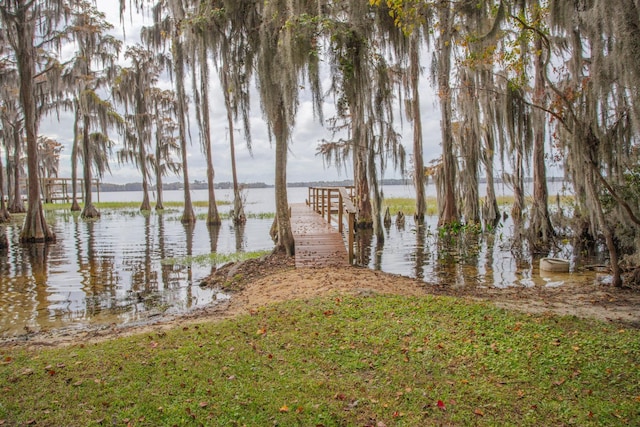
[355,228,374,267]
[413,225,426,280]
[208,224,221,274]
[234,222,246,252]
[182,222,195,308]
[79,220,117,315]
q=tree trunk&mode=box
[16,13,54,243]
[410,35,426,225]
[10,125,25,213]
[354,146,372,229]
[154,119,164,211]
[0,152,10,222]
[200,45,220,226]
[81,115,99,219]
[4,144,13,212]
[140,136,151,212]
[368,141,383,241]
[172,28,195,225]
[224,69,246,226]
[511,149,525,230]
[228,107,245,225]
[529,27,553,248]
[586,170,622,287]
[274,107,294,256]
[70,105,81,212]
[482,148,500,229]
[437,1,458,226]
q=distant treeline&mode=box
[96,177,564,192]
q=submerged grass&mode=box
[1,295,638,426]
[384,195,574,218]
[43,200,231,211]
[161,250,272,267]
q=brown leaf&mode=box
[279,405,289,413]
[474,408,484,416]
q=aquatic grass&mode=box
[43,200,230,211]
[0,295,637,426]
[161,250,272,267]
[193,211,275,221]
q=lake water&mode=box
[0,183,587,339]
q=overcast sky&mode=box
[40,3,444,186]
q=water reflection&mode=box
[357,215,599,290]
[1,205,601,338]
[0,209,275,338]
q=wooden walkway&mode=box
[290,203,349,268]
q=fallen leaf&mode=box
[279,405,289,413]
[474,408,484,416]
[199,402,208,408]
[437,400,446,410]
[553,378,566,386]
[150,342,159,348]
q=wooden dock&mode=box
[290,203,349,268]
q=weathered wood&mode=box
[290,203,349,268]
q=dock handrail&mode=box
[307,186,356,263]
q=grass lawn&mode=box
[1,294,638,426]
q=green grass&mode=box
[43,200,231,211]
[1,295,637,426]
[383,195,574,218]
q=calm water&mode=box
[0,183,591,338]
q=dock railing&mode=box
[307,186,357,263]
[41,178,100,203]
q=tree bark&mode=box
[223,68,246,225]
[529,10,553,248]
[437,0,458,226]
[200,44,220,226]
[171,10,195,225]
[10,125,25,213]
[410,35,426,225]
[274,106,294,256]
[0,151,10,222]
[14,7,54,242]
[354,146,372,229]
[81,115,99,219]
[70,105,81,212]
[154,135,164,211]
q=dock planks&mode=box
[290,203,349,268]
